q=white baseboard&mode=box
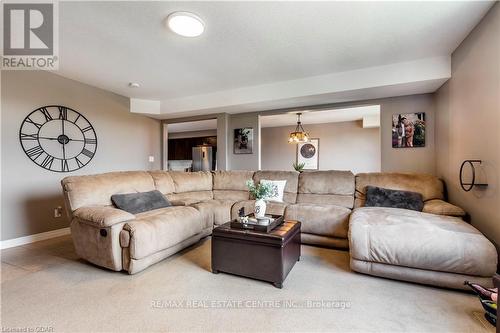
[0,227,71,250]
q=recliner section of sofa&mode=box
[63,171,155,271]
[121,206,204,274]
[285,170,354,249]
[62,170,207,273]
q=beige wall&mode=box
[261,121,381,173]
[435,4,500,249]
[378,94,436,174]
[1,71,161,241]
[228,113,261,170]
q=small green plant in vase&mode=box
[293,162,305,173]
[245,180,272,218]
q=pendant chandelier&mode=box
[288,113,310,143]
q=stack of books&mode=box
[231,214,284,232]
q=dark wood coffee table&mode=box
[211,220,301,288]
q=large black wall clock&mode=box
[19,105,97,172]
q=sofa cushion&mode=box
[166,191,213,205]
[211,190,248,201]
[349,207,497,277]
[190,200,235,227]
[149,171,176,194]
[231,200,288,220]
[212,170,254,200]
[296,170,355,209]
[365,186,424,212]
[253,171,299,203]
[296,193,354,208]
[62,171,155,211]
[134,207,177,220]
[355,172,444,208]
[123,206,202,260]
[285,203,351,239]
[169,171,213,193]
[111,190,171,214]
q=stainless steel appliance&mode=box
[192,146,213,171]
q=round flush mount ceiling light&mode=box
[128,82,140,88]
[166,12,205,37]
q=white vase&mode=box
[254,199,267,218]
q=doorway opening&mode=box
[259,105,381,173]
[165,119,217,171]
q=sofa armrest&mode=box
[73,206,135,227]
[422,199,466,217]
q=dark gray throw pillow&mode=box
[111,190,171,214]
[365,186,424,211]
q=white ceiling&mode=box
[166,105,380,133]
[260,105,380,128]
[168,119,217,133]
[57,1,494,118]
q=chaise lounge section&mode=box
[349,173,497,289]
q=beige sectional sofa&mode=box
[61,170,497,289]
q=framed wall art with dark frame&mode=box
[233,128,253,154]
[297,138,319,170]
[392,112,425,148]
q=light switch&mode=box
[148,156,155,163]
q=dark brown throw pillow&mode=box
[111,190,170,214]
[365,186,424,211]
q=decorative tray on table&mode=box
[230,214,284,233]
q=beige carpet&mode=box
[0,235,494,333]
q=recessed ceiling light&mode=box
[166,12,205,37]
[129,82,140,88]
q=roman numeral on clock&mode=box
[81,148,94,158]
[40,108,53,121]
[75,157,85,168]
[61,159,69,172]
[58,106,68,120]
[84,138,97,144]
[25,117,43,129]
[41,155,54,169]
[81,126,93,133]
[26,146,44,159]
[20,133,39,141]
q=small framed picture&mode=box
[297,138,319,170]
[234,128,253,154]
[392,113,425,148]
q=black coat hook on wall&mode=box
[459,160,488,192]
